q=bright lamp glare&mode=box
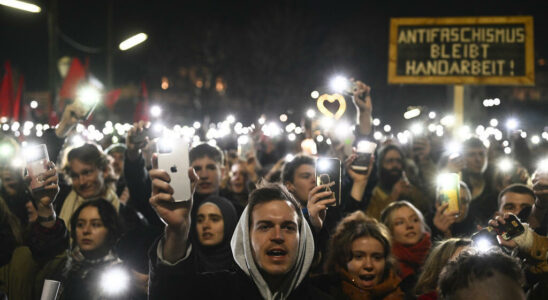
[77,86,101,107]
[404,108,421,120]
[306,109,316,119]
[330,75,349,93]
[237,135,249,145]
[0,144,14,157]
[226,115,235,124]
[410,123,423,135]
[119,33,148,51]
[506,118,518,130]
[100,267,129,295]
[317,159,330,171]
[498,158,513,172]
[285,154,295,162]
[538,159,548,172]
[475,238,493,253]
[150,105,162,117]
[0,0,41,13]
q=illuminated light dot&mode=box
[504,147,512,154]
[288,133,296,141]
[150,105,162,117]
[373,118,381,126]
[506,118,518,130]
[428,111,436,119]
[373,131,383,140]
[310,91,320,99]
[383,125,391,132]
[279,114,288,122]
[258,117,266,125]
[428,124,437,132]
[193,122,201,129]
[502,140,509,147]
[531,135,540,144]
[306,109,316,118]
[30,100,38,109]
[520,131,527,138]
[316,135,324,143]
[226,115,235,124]
[489,119,498,127]
[493,98,500,106]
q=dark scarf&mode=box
[339,268,404,300]
[190,196,238,273]
[58,247,127,300]
[392,232,431,279]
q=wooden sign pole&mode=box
[453,84,464,133]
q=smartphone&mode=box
[74,87,100,121]
[352,140,376,174]
[342,81,358,96]
[131,127,150,145]
[485,214,525,241]
[237,136,253,161]
[315,157,341,207]
[437,173,460,215]
[24,144,49,192]
[157,138,191,202]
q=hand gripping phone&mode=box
[315,157,341,207]
[157,138,191,202]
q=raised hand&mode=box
[126,121,150,161]
[149,155,198,262]
[307,183,336,232]
[433,202,458,237]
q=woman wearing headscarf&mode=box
[191,196,238,273]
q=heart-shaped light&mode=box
[317,93,346,120]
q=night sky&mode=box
[1,0,547,128]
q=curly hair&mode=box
[324,211,395,280]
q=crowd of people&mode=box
[0,79,547,300]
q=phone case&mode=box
[315,158,341,207]
[157,138,191,202]
[437,173,460,215]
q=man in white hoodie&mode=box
[148,166,332,299]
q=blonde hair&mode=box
[380,200,429,233]
[414,238,471,296]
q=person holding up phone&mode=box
[489,212,548,298]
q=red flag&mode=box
[133,81,149,122]
[105,89,122,110]
[12,75,23,121]
[0,61,14,118]
[48,109,59,126]
[59,58,86,108]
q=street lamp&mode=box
[0,0,41,13]
[119,33,148,51]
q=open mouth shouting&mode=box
[266,248,288,262]
[357,274,378,288]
